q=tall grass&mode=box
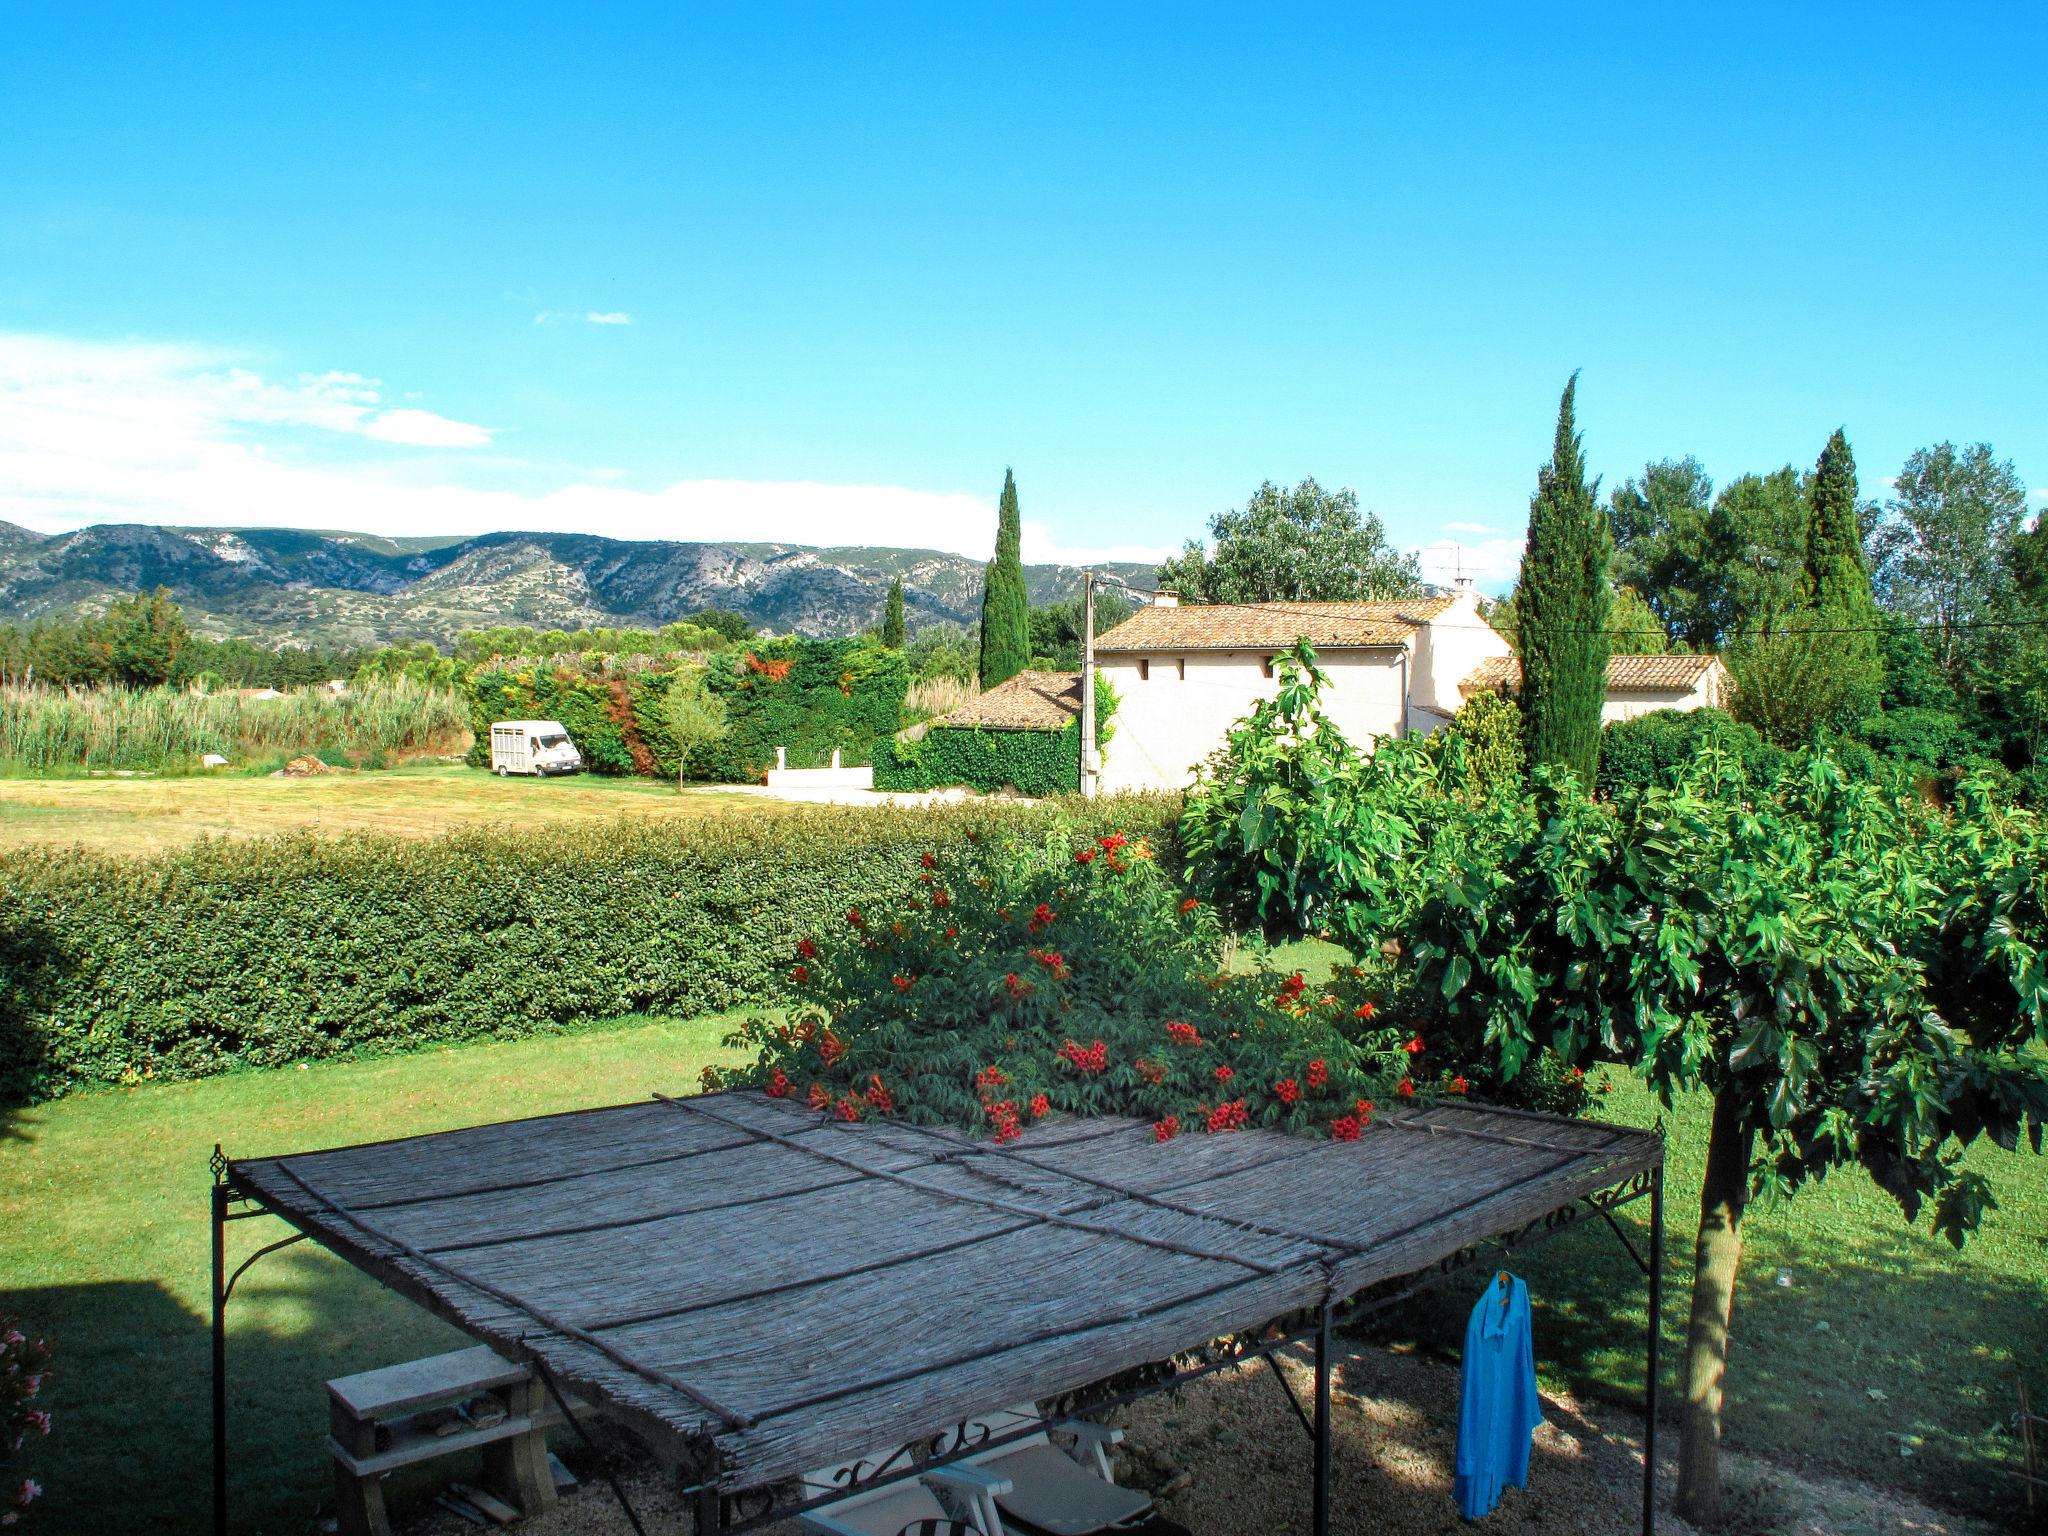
[0,680,471,774]
[906,675,976,722]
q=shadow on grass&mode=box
[1,1244,483,1536]
[1350,1199,2046,1525]
[0,912,70,1139]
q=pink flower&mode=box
[13,1481,38,1510]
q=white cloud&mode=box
[1413,534,1523,593]
[0,331,1061,562]
[583,311,632,326]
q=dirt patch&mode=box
[271,754,347,778]
[394,1342,2005,1536]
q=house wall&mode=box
[1409,589,1514,722]
[1597,659,1729,722]
[1098,648,1408,793]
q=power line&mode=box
[1108,591,2048,643]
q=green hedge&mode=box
[465,667,674,775]
[875,719,1081,795]
[1597,707,1787,797]
[696,639,908,782]
[465,638,909,782]
[0,799,1180,1101]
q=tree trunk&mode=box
[1674,1088,1755,1525]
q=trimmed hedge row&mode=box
[875,720,1082,796]
[0,798,1179,1101]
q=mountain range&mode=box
[0,522,1157,647]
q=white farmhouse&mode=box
[1094,589,1513,793]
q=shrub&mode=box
[694,639,909,781]
[875,721,1082,796]
[1853,707,1982,778]
[0,800,1180,1101]
[1426,691,1525,799]
[715,826,1425,1139]
[463,666,669,776]
[1180,643,1478,943]
[1596,707,1783,797]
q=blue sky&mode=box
[2,3,2042,586]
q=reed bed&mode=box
[906,674,976,722]
[0,679,470,774]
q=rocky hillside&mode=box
[0,523,1155,646]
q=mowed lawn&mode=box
[1,1011,2043,1534]
[0,762,767,854]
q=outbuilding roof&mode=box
[1094,597,1460,654]
[931,670,1081,732]
[227,1090,1661,1495]
[1461,652,1726,698]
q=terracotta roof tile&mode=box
[1095,597,1460,654]
[931,670,1080,731]
[1460,653,1726,697]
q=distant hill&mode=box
[0,522,1156,647]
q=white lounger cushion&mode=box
[978,1443,1152,1535]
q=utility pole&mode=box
[1080,569,1098,798]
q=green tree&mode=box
[881,577,906,649]
[662,662,730,785]
[1026,591,1136,670]
[1489,581,1669,655]
[686,608,756,645]
[97,588,190,687]
[1516,376,1612,786]
[1403,754,2048,1524]
[1803,429,1883,723]
[1872,443,2029,687]
[1610,457,1716,647]
[1154,478,1422,603]
[978,469,1031,690]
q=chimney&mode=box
[1152,588,1180,608]
[1453,576,1475,595]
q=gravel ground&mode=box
[397,1340,2005,1536]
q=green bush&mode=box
[694,639,908,781]
[1426,691,1526,799]
[463,666,670,775]
[1596,707,1784,797]
[876,720,1080,795]
[717,826,1420,1140]
[465,638,908,782]
[0,799,1181,1102]
[1854,707,1982,777]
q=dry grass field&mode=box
[0,762,765,854]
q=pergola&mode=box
[212,1090,1665,1535]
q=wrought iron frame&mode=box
[211,1147,1664,1536]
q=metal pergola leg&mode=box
[1642,1164,1664,1536]
[1312,1303,1333,1536]
[212,1177,229,1536]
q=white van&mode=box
[489,720,584,777]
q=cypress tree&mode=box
[977,468,1030,689]
[882,576,906,649]
[1517,374,1613,786]
[1804,428,1883,723]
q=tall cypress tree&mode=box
[977,468,1030,689]
[881,576,906,649]
[1803,428,1883,723]
[1517,375,1613,786]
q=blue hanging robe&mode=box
[1454,1271,1542,1520]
